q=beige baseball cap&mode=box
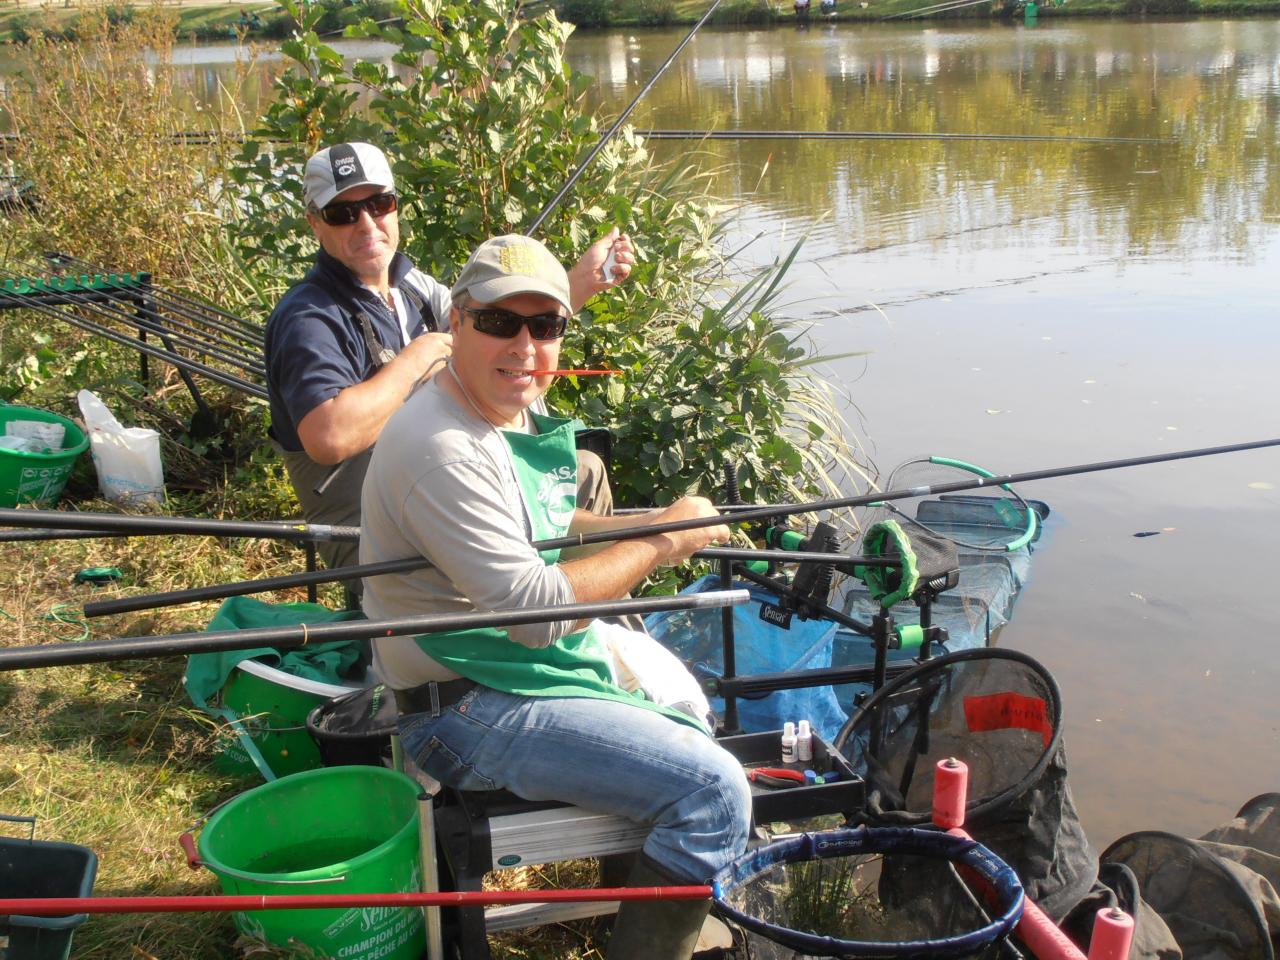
[303,142,395,210]
[452,235,572,313]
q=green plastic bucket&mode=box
[0,405,88,508]
[197,766,426,960]
[216,659,360,780]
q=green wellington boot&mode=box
[606,857,713,960]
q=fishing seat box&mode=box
[430,729,863,960]
[0,834,97,960]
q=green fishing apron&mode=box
[411,411,704,733]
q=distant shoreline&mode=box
[1,0,1277,45]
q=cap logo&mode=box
[329,143,365,192]
[498,244,540,276]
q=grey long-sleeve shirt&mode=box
[360,377,577,689]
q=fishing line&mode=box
[637,129,1171,145]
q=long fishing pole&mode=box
[1,259,265,371]
[43,252,267,338]
[636,130,1171,145]
[532,436,1280,554]
[0,508,358,543]
[82,548,888,618]
[27,253,266,352]
[317,0,727,497]
[78,435,1280,615]
[0,886,713,916]
[523,0,725,235]
[0,286,266,399]
[0,590,749,671]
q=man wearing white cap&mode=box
[360,235,751,960]
[264,142,633,571]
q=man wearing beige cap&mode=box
[360,234,752,960]
[264,142,632,572]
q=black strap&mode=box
[392,678,478,716]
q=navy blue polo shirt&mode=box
[264,249,442,452]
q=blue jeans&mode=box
[399,686,753,883]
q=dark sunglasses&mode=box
[318,191,398,226]
[462,306,568,341]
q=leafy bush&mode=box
[634,0,679,24]
[557,0,613,27]
[712,0,780,23]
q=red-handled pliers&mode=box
[746,767,805,789]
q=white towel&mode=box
[596,621,717,735]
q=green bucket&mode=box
[216,659,360,780]
[197,766,427,960]
[0,405,88,508]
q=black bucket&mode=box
[305,684,397,767]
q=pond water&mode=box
[567,20,1280,847]
[3,18,1277,847]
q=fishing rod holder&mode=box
[0,252,268,439]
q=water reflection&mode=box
[570,21,1280,264]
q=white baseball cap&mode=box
[303,142,395,211]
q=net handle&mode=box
[711,826,1024,958]
[927,456,1039,551]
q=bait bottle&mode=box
[780,721,797,764]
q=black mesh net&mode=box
[835,649,1097,921]
[713,827,1025,959]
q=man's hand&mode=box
[560,495,728,610]
[296,330,452,464]
[401,331,453,385]
[644,496,731,563]
[566,227,636,310]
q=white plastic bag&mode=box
[76,389,164,507]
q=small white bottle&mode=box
[796,719,814,764]
[780,721,797,764]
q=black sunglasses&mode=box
[461,306,568,341]
[318,191,398,226]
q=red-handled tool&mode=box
[746,767,806,789]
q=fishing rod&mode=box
[318,0,726,495]
[0,285,266,399]
[0,886,712,917]
[0,528,135,543]
[636,129,1171,145]
[43,252,267,340]
[81,548,888,618]
[0,508,359,543]
[523,0,725,234]
[27,252,266,353]
[532,436,1280,554]
[2,257,265,369]
[884,0,997,18]
[0,590,749,671]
